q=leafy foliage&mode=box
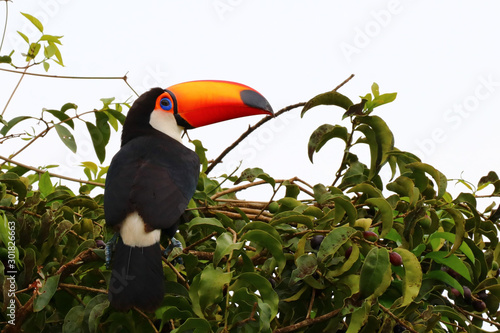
[1,11,500,333]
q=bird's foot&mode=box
[105,233,119,269]
[163,237,184,265]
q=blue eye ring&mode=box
[160,97,172,111]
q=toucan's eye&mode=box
[160,97,172,111]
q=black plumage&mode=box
[104,88,199,311]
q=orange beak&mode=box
[165,80,273,129]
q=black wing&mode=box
[104,134,200,237]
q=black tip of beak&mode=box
[240,90,274,114]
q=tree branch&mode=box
[0,154,105,187]
[205,102,305,175]
[273,308,342,333]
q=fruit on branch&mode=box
[310,235,324,250]
[389,252,403,266]
[362,230,378,242]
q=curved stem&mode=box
[205,102,306,175]
[0,0,8,54]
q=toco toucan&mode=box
[104,80,273,312]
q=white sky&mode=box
[1,1,500,205]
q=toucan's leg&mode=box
[105,233,119,269]
[163,237,184,264]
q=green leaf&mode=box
[0,173,28,201]
[291,254,318,284]
[105,109,126,125]
[386,176,419,206]
[27,42,41,59]
[406,162,447,199]
[40,34,63,44]
[347,183,383,198]
[187,217,226,234]
[424,252,471,282]
[213,232,244,266]
[33,275,60,312]
[394,248,422,307]
[234,167,275,187]
[365,198,393,238]
[359,247,391,298]
[189,266,231,319]
[270,211,314,229]
[171,318,212,333]
[355,115,394,173]
[43,61,50,72]
[301,91,353,117]
[62,305,85,333]
[83,294,109,333]
[39,172,53,197]
[317,226,357,262]
[241,230,285,274]
[444,208,466,258]
[95,111,110,146]
[424,270,464,295]
[21,12,44,32]
[0,55,12,63]
[240,221,282,244]
[230,272,279,319]
[427,232,474,263]
[327,244,360,278]
[0,116,33,135]
[85,122,105,163]
[17,31,29,44]
[308,124,348,162]
[191,139,208,172]
[44,109,75,129]
[54,124,77,153]
[332,195,358,226]
[44,43,56,58]
[431,305,468,328]
[346,302,370,333]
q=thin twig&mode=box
[453,304,500,328]
[206,74,355,176]
[0,154,104,186]
[182,231,218,253]
[0,67,127,80]
[273,307,342,333]
[6,109,97,161]
[205,102,306,175]
[133,307,159,333]
[379,304,418,333]
[306,288,315,319]
[1,65,28,117]
[58,282,107,294]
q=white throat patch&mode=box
[149,110,184,143]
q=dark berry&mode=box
[477,290,488,300]
[345,246,353,259]
[463,286,472,300]
[362,231,378,242]
[96,240,106,249]
[393,324,405,333]
[449,287,461,298]
[310,235,325,250]
[268,278,276,289]
[389,252,403,266]
[472,299,487,312]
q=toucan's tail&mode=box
[108,237,164,312]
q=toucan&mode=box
[104,80,273,312]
